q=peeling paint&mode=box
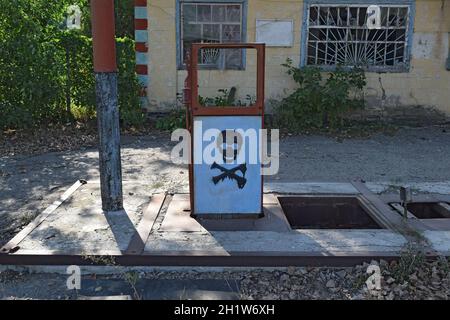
[146,0,450,115]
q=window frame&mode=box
[176,0,248,70]
[300,0,415,73]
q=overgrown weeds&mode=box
[272,59,367,133]
[391,246,426,283]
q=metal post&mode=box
[91,0,123,212]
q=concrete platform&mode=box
[1,180,449,268]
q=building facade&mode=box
[135,0,450,117]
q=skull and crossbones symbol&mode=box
[210,130,247,189]
[211,162,247,189]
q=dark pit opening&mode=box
[391,202,450,219]
[278,196,382,229]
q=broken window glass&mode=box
[181,2,244,69]
[306,4,411,71]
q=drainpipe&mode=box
[446,32,450,71]
[91,0,123,212]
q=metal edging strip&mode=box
[125,193,166,255]
[0,179,87,254]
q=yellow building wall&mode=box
[147,0,450,115]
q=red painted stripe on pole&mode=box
[135,42,148,52]
[136,65,148,75]
[134,19,148,30]
[91,0,117,72]
[134,0,147,6]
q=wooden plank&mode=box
[125,194,166,255]
[352,180,428,234]
[0,180,86,254]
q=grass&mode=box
[391,245,426,283]
[71,105,96,122]
[123,271,142,300]
[81,255,117,266]
[19,213,36,226]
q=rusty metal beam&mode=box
[0,251,429,268]
[189,43,265,116]
[351,180,428,234]
[125,194,166,255]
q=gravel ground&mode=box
[1,256,449,300]
[1,124,450,299]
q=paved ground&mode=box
[1,125,450,299]
[2,125,450,244]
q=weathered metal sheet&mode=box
[193,116,262,215]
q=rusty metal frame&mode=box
[189,43,265,116]
[351,179,429,234]
[186,43,266,215]
[0,250,424,267]
[1,186,449,267]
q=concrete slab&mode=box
[265,181,450,195]
[160,195,290,232]
[3,180,450,269]
[16,182,151,254]
[145,230,407,254]
[423,231,450,254]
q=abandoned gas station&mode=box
[1,0,450,269]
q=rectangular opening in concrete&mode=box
[391,202,450,219]
[278,196,382,229]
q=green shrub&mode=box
[155,109,186,131]
[199,88,256,107]
[0,0,143,130]
[0,0,68,128]
[273,59,367,132]
[155,88,258,132]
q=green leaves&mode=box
[155,109,186,131]
[274,60,367,132]
[0,0,142,130]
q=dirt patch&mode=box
[0,122,163,158]
[0,124,98,158]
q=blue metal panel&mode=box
[176,0,248,70]
[136,52,148,65]
[135,30,148,43]
[300,0,415,72]
[193,116,262,215]
[134,6,148,20]
[137,74,149,87]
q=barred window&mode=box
[306,5,411,71]
[180,2,244,69]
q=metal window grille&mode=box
[181,3,243,69]
[306,4,410,71]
